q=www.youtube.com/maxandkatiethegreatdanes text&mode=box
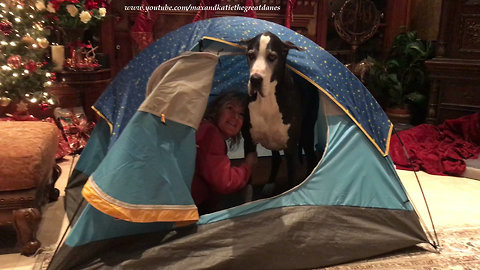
[125,4,281,13]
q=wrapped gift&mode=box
[54,107,95,153]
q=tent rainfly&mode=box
[49,17,437,270]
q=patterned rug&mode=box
[325,226,480,270]
[34,227,480,270]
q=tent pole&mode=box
[392,126,440,249]
[46,197,85,270]
[47,154,85,270]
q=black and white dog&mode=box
[242,31,319,195]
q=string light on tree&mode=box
[0,0,55,114]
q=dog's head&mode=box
[243,32,302,98]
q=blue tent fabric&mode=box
[199,109,410,225]
[94,16,391,155]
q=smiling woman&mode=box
[191,91,257,214]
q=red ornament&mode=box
[7,55,22,69]
[25,60,38,72]
[39,102,50,111]
[0,20,13,36]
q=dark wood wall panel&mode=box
[101,0,412,76]
[426,0,480,124]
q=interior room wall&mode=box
[410,0,442,41]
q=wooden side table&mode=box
[48,69,111,121]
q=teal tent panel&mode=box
[298,114,410,209]
[64,119,111,220]
[65,52,218,246]
[65,204,174,247]
[70,118,111,176]
[65,112,197,247]
[90,112,196,206]
[199,112,411,225]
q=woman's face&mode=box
[217,101,245,139]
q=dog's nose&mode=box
[249,74,263,89]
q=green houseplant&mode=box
[366,31,434,124]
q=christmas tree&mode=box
[0,0,55,109]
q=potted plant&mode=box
[366,31,434,125]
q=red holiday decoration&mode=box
[39,102,50,111]
[7,55,22,69]
[25,60,38,72]
[245,0,257,18]
[193,0,221,22]
[285,0,297,29]
[130,0,159,51]
[55,107,95,153]
[64,41,100,70]
[0,20,13,36]
[85,0,99,10]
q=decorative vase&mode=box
[386,106,412,127]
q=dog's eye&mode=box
[268,53,277,61]
[247,50,256,61]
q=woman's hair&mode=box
[204,91,249,150]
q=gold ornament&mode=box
[37,38,49,49]
[0,96,12,107]
[16,100,29,113]
[22,34,35,44]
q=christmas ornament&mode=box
[37,38,49,49]
[25,60,38,72]
[22,34,35,44]
[16,101,29,114]
[7,55,22,69]
[0,20,13,36]
[15,0,25,6]
[0,96,12,107]
[31,91,58,108]
[39,102,50,111]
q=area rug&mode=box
[32,245,56,270]
[33,227,480,269]
[324,226,480,269]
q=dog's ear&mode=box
[239,37,254,47]
[283,41,304,51]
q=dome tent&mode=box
[51,17,435,269]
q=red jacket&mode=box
[191,120,251,213]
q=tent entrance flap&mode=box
[66,52,220,247]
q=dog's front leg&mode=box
[284,146,300,191]
[269,150,282,184]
